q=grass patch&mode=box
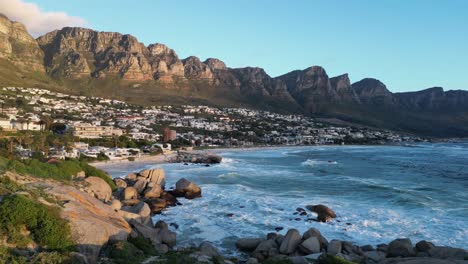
[0,176,25,195]
[128,235,157,256]
[104,241,146,264]
[6,158,116,191]
[0,195,74,251]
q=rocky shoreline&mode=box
[106,166,467,264]
[2,162,467,264]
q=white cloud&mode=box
[0,0,87,37]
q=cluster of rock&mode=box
[80,168,203,257]
[236,228,468,264]
[173,151,223,164]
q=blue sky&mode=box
[22,0,468,92]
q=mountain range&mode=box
[1,13,467,137]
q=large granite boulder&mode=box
[121,201,151,222]
[133,177,148,194]
[84,176,112,202]
[428,246,468,260]
[122,186,138,200]
[27,177,131,263]
[113,178,127,189]
[236,238,263,252]
[144,184,162,198]
[174,178,202,199]
[305,204,336,222]
[387,238,415,258]
[303,227,328,249]
[279,229,302,254]
[139,168,166,187]
[299,236,320,254]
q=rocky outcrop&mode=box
[173,178,202,199]
[306,204,337,222]
[175,151,222,164]
[0,14,44,72]
[3,173,132,263]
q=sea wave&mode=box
[301,159,338,167]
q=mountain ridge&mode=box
[0,14,467,137]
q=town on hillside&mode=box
[0,87,423,161]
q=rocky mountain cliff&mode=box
[1,14,467,137]
[0,14,44,72]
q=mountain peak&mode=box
[0,14,44,72]
[352,78,391,96]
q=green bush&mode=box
[0,246,27,264]
[30,252,85,264]
[105,241,145,264]
[128,235,157,256]
[6,158,116,191]
[0,195,74,251]
[0,176,25,195]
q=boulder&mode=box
[159,228,176,247]
[378,257,466,264]
[387,238,415,258]
[305,204,336,222]
[133,177,148,193]
[198,241,220,257]
[327,240,342,256]
[30,178,131,262]
[121,201,151,220]
[126,173,137,181]
[174,178,202,199]
[110,199,122,211]
[122,198,140,206]
[154,243,169,254]
[364,250,386,263]
[361,244,375,252]
[84,176,112,202]
[342,241,363,256]
[144,184,162,198]
[155,220,169,229]
[160,192,178,206]
[118,210,151,225]
[428,246,468,260]
[416,240,435,253]
[303,227,328,249]
[129,219,161,246]
[122,187,138,200]
[254,239,278,257]
[147,198,167,214]
[288,256,309,264]
[236,238,263,252]
[139,168,166,186]
[113,178,127,189]
[299,236,320,254]
[279,229,302,255]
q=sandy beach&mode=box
[91,153,177,167]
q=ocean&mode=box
[100,143,468,254]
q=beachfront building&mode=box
[73,123,124,138]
